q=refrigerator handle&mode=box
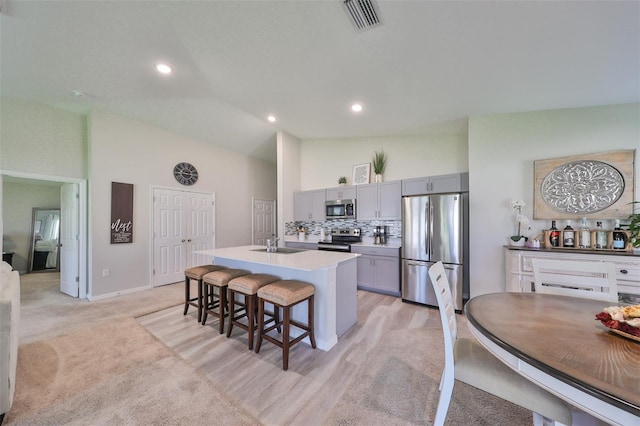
[425,201,432,257]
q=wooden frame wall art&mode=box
[110,182,134,244]
[352,163,371,185]
[533,149,635,220]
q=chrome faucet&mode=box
[266,235,280,253]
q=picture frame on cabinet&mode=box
[352,163,371,185]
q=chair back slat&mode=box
[428,262,457,362]
[531,258,618,303]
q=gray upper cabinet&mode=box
[326,185,356,200]
[356,181,401,220]
[401,172,469,196]
[294,189,326,221]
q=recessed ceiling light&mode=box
[71,90,85,97]
[267,115,277,123]
[351,103,364,113]
[155,63,173,74]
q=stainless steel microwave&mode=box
[325,199,356,220]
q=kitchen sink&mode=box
[250,247,307,254]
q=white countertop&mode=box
[196,245,359,272]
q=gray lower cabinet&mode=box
[352,245,401,296]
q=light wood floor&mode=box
[137,290,444,425]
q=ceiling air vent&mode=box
[342,0,383,32]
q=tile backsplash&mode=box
[286,219,401,239]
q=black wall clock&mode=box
[173,162,199,186]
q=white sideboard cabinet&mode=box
[504,247,640,301]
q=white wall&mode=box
[300,134,468,189]
[0,98,87,178]
[468,103,640,297]
[89,110,277,297]
[277,130,302,238]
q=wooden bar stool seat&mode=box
[184,265,227,322]
[227,273,281,350]
[255,280,316,370]
[202,269,250,333]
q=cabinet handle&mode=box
[188,239,192,242]
[620,269,628,274]
[182,239,186,243]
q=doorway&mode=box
[152,187,215,287]
[1,171,87,298]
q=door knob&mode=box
[181,239,186,243]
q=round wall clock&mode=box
[173,162,199,186]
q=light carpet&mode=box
[5,317,259,425]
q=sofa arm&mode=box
[0,262,20,418]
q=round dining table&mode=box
[465,292,640,426]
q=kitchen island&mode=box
[195,245,359,351]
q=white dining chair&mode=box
[531,258,618,303]
[428,261,573,426]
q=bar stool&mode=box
[255,280,316,370]
[227,273,281,350]
[201,269,250,333]
[184,265,227,322]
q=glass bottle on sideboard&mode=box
[579,217,591,248]
[595,221,607,249]
[563,220,575,247]
[612,219,627,250]
[549,220,560,247]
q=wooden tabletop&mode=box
[465,293,640,416]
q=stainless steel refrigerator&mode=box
[401,193,469,311]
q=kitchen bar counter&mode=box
[196,245,358,351]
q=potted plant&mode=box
[372,149,387,183]
[338,176,347,185]
[629,201,640,250]
[509,199,530,246]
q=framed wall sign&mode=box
[533,149,635,219]
[111,182,134,244]
[352,163,371,185]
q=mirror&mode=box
[28,208,60,273]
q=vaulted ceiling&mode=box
[2,1,638,163]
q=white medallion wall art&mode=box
[534,150,635,220]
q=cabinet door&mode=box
[356,254,375,290]
[310,190,326,220]
[373,255,400,295]
[430,173,468,193]
[326,186,356,200]
[402,177,430,196]
[293,191,312,221]
[378,181,401,220]
[356,183,379,220]
[294,190,325,221]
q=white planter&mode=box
[509,237,526,247]
[374,174,383,183]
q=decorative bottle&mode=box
[612,220,627,250]
[595,221,607,249]
[579,217,591,248]
[549,221,560,247]
[563,221,575,248]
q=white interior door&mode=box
[186,192,215,267]
[253,198,276,245]
[153,188,214,286]
[60,183,79,297]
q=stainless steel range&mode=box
[317,228,361,252]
